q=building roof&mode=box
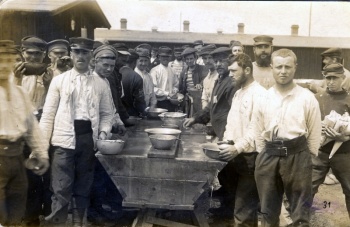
[95,29,350,49]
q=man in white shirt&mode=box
[219,53,266,227]
[169,47,186,80]
[252,49,321,227]
[193,40,205,65]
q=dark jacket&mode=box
[193,72,237,140]
[179,64,207,95]
[120,66,147,116]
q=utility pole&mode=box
[308,2,312,36]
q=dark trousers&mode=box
[255,149,312,227]
[0,155,27,225]
[312,151,350,218]
[232,152,259,227]
[45,132,95,224]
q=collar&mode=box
[326,88,347,95]
[72,68,89,77]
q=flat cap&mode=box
[69,37,94,51]
[210,47,232,56]
[193,40,204,46]
[229,40,242,48]
[198,44,217,56]
[112,43,130,56]
[323,63,345,77]
[253,35,273,46]
[128,49,139,60]
[48,39,69,53]
[135,43,152,52]
[0,40,17,54]
[174,47,184,54]
[93,44,118,59]
[137,48,150,58]
[321,48,342,57]
[181,47,197,57]
[21,36,47,52]
[158,46,172,56]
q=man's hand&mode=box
[183,118,195,128]
[32,158,50,176]
[218,145,239,162]
[195,84,203,90]
[14,62,26,78]
[325,126,350,142]
[99,131,107,140]
[116,125,126,136]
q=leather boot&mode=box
[72,208,85,227]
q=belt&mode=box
[0,138,24,156]
[74,120,92,135]
[264,136,308,157]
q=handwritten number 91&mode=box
[323,201,331,208]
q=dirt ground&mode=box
[83,183,349,227]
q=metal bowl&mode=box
[144,128,181,137]
[149,135,177,150]
[159,112,187,129]
[202,143,221,159]
[146,108,168,118]
[97,139,125,155]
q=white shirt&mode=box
[201,70,218,108]
[252,84,321,155]
[252,62,275,89]
[150,64,179,99]
[135,67,157,107]
[72,69,90,120]
[223,81,266,153]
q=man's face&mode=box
[271,56,296,86]
[70,49,92,72]
[213,53,229,75]
[253,44,272,67]
[184,54,196,67]
[194,45,202,51]
[202,54,215,70]
[49,49,68,63]
[323,56,337,65]
[174,52,182,61]
[0,53,16,80]
[116,54,128,68]
[231,46,243,56]
[151,50,157,58]
[228,62,247,86]
[325,75,344,92]
[136,56,150,71]
[94,57,116,78]
[159,55,171,66]
[22,49,45,63]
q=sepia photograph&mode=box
[0,0,349,226]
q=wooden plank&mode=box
[146,216,197,227]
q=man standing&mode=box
[179,47,207,114]
[193,40,205,65]
[169,47,186,80]
[199,44,218,109]
[150,46,179,112]
[150,46,160,69]
[253,49,321,227]
[312,63,350,220]
[219,53,266,227]
[135,48,157,110]
[46,39,71,77]
[230,40,244,56]
[40,37,115,227]
[0,40,49,226]
[252,35,274,89]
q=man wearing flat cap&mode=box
[135,48,157,110]
[120,49,147,117]
[0,40,49,226]
[150,46,160,69]
[229,40,244,57]
[47,39,71,78]
[199,44,218,109]
[150,46,179,112]
[179,47,207,115]
[312,63,350,220]
[252,35,275,89]
[169,46,186,80]
[193,40,205,65]
[40,37,115,227]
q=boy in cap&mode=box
[252,35,275,89]
[135,48,157,110]
[0,40,49,226]
[40,37,115,227]
[179,47,207,115]
[47,39,71,77]
[312,63,350,219]
[199,44,218,109]
[150,46,179,112]
[169,46,186,79]
[252,49,321,227]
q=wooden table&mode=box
[96,119,226,227]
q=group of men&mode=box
[0,32,350,227]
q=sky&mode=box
[97,1,350,37]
